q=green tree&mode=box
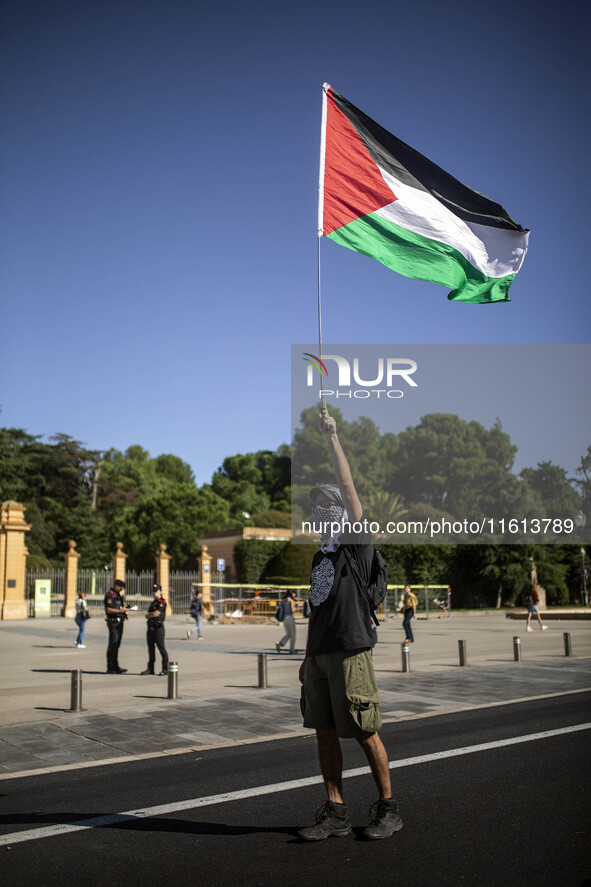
[262,538,317,584]
[364,490,407,530]
[110,484,231,570]
[0,427,44,501]
[453,545,530,608]
[520,461,581,520]
[404,545,456,586]
[292,406,383,500]
[234,538,287,584]
[247,509,292,528]
[155,454,195,485]
[99,445,156,507]
[0,429,107,565]
[36,435,105,564]
[528,545,571,605]
[380,546,408,586]
[389,414,519,517]
[209,447,291,521]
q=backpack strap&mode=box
[343,546,379,626]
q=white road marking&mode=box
[1,722,589,847]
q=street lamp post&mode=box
[574,512,588,607]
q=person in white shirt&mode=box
[74,591,89,648]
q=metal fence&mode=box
[123,570,156,602]
[169,571,200,613]
[24,568,451,621]
[75,570,156,615]
[78,570,115,615]
[25,568,202,617]
[25,568,65,617]
[384,585,451,618]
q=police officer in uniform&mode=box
[104,580,130,674]
[141,585,169,676]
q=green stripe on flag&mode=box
[327,212,516,303]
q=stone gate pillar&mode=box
[63,540,80,618]
[0,501,31,620]
[197,544,212,606]
[112,542,127,587]
[155,543,172,613]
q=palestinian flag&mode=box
[319,84,530,303]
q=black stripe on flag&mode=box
[331,89,526,233]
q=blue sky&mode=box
[292,345,591,479]
[1,0,589,486]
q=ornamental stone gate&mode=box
[0,501,31,620]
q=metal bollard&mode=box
[458,639,467,667]
[258,653,268,688]
[513,636,522,662]
[70,669,82,712]
[167,662,178,699]
[563,632,572,657]
[401,643,410,673]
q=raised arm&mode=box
[318,412,363,523]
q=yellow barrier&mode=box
[221,598,305,624]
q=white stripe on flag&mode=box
[375,169,528,278]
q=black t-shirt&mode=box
[305,522,374,656]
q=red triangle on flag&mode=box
[323,88,397,236]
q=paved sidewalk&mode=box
[1,612,589,778]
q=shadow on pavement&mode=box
[0,810,299,839]
[32,646,79,650]
[132,695,168,700]
[34,706,70,713]
[31,669,106,675]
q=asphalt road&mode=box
[1,693,590,887]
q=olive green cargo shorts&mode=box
[302,649,382,738]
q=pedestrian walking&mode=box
[276,590,296,653]
[298,410,403,842]
[141,585,169,675]
[74,591,89,648]
[187,589,204,639]
[525,586,548,632]
[104,580,130,674]
[401,585,418,643]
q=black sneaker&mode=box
[141,668,155,675]
[362,799,403,840]
[298,800,352,842]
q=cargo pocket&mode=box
[346,693,382,734]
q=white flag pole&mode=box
[317,83,330,415]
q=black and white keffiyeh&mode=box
[311,483,348,553]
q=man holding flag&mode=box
[298,410,402,842]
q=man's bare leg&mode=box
[357,732,403,840]
[298,727,351,840]
[357,732,392,798]
[316,727,344,802]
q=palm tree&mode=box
[364,490,407,530]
